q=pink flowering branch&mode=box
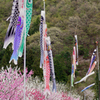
[0,66,80,99]
[0,67,33,100]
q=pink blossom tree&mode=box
[0,66,80,100]
[0,66,33,100]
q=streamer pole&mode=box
[96,41,99,80]
[96,41,100,100]
[24,0,26,99]
[43,0,46,23]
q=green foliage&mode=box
[26,46,43,78]
[83,48,89,59]
[54,51,71,82]
[79,45,89,59]
[0,0,12,22]
[79,45,84,55]
[1,45,12,68]
[64,35,74,45]
[18,46,43,78]
[0,0,100,98]
[94,70,99,99]
[29,16,40,35]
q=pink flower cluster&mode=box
[0,67,80,100]
[0,67,33,100]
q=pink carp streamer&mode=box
[88,61,97,74]
[40,10,57,94]
[43,24,50,95]
[86,49,96,75]
[39,10,50,95]
[46,37,57,92]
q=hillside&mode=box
[0,0,100,99]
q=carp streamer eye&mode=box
[17,21,20,25]
[28,0,32,3]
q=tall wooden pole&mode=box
[84,92,86,100]
[43,0,46,23]
[24,0,26,99]
[96,41,100,100]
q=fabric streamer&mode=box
[39,1,50,94]
[73,46,76,70]
[40,11,45,68]
[73,46,76,77]
[71,36,78,86]
[81,83,95,92]
[86,49,96,75]
[18,0,33,57]
[87,55,96,74]
[18,0,25,45]
[43,24,50,95]
[88,61,97,74]
[74,71,95,84]
[3,0,19,49]
[75,35,78,65]
[71,64,74,87]
[9,0,24,65]
[46,36,56,92]
[71,46,76,87]
[74,48,97,85]
[9,17,23,65]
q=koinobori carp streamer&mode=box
[46,36,57,92]
[3,0,19,49]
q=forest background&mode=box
[0,0,100,99]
